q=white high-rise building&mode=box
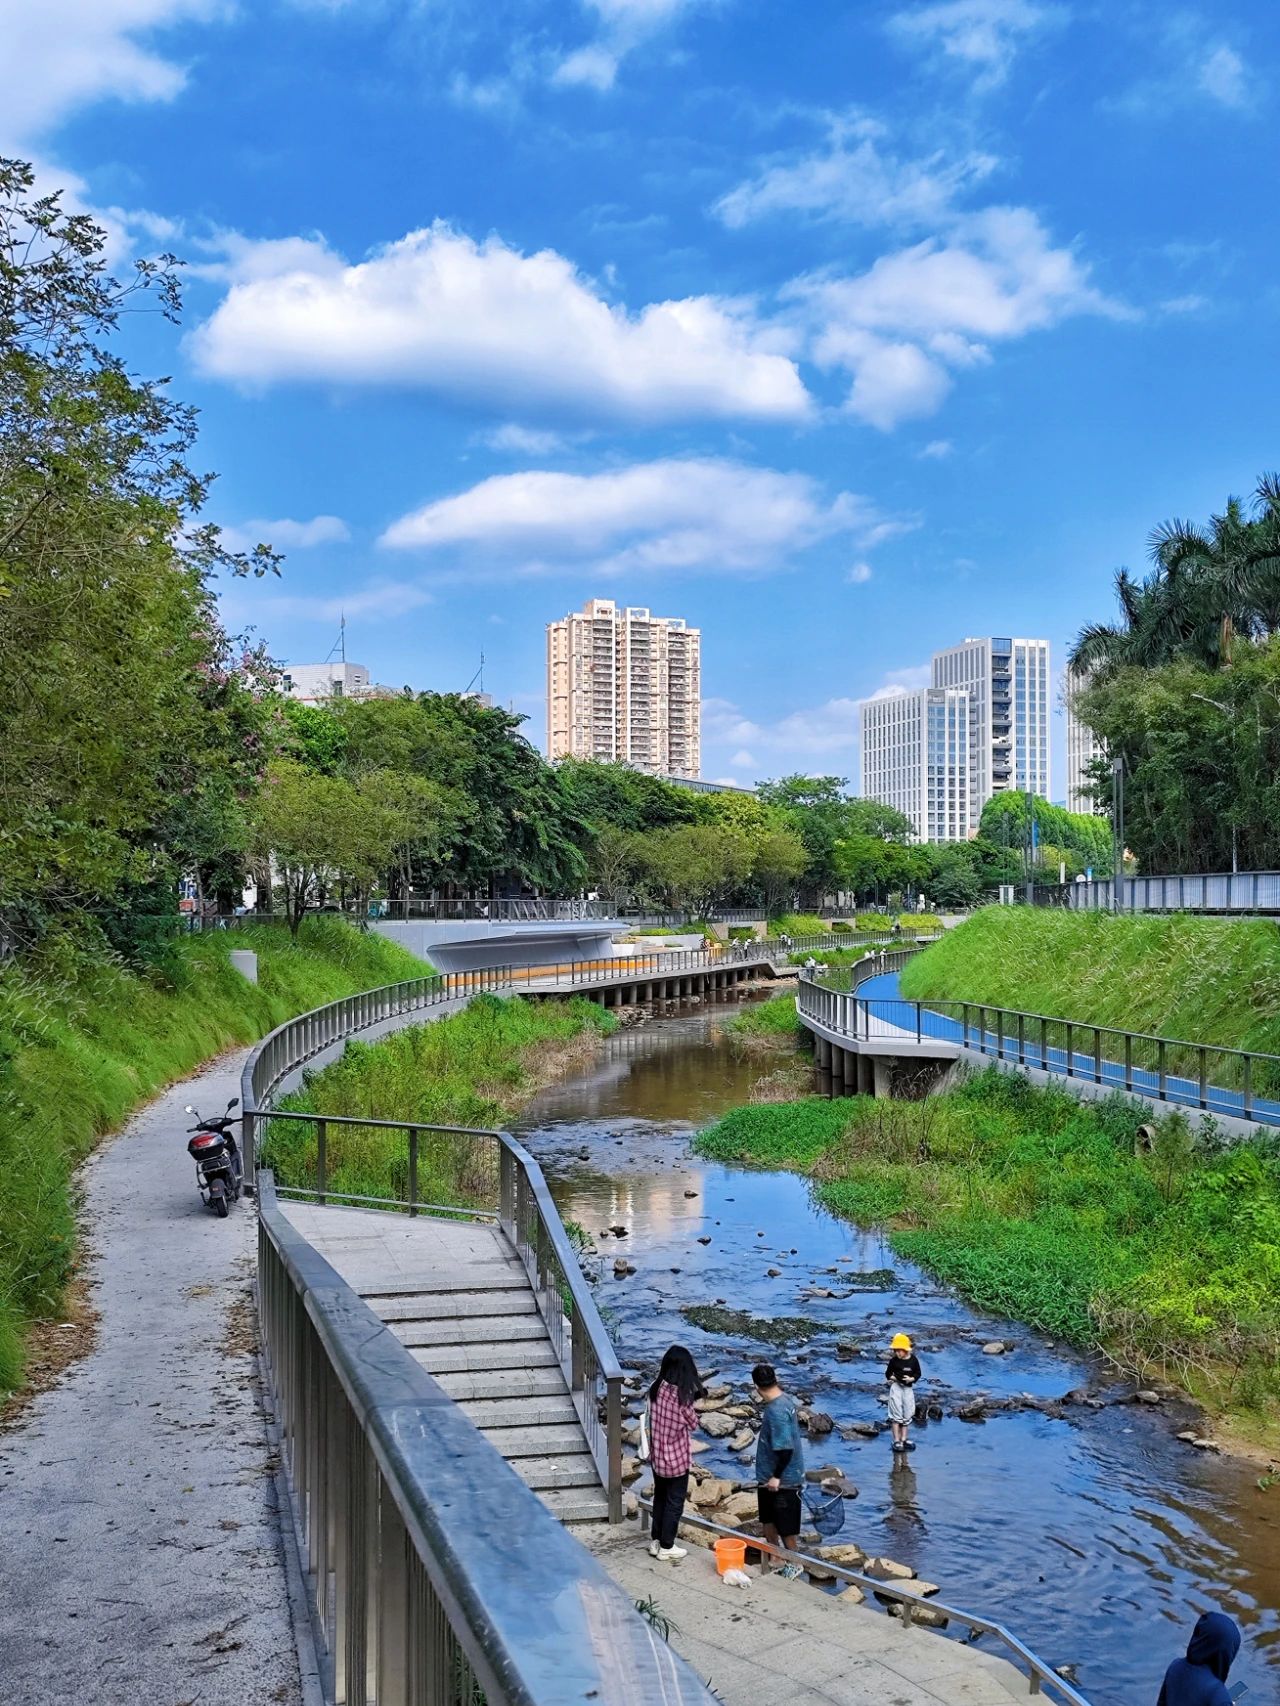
[859,688,972,842]
[283,661,393,704]
[546,598,701,778]
[931,637,1050,814]
[1065,664,1105,813]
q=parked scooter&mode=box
[184,1098,243,1217]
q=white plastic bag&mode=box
[637,1399,651,1464]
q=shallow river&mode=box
[511,1000,1280,1706]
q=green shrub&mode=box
[262,995,617,1210]
[726,993,801,1040]
[0,918,428,1396]
[694,1067,1280,1414]
[767,913,828,937]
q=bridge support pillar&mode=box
[815,1033,834,1097]
[872,1057,893,1099]
[857,1052,874,1096]
[842,1047,857,1097]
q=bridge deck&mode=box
[279,1201,610,1522]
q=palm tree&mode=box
[1071,475,1280,675]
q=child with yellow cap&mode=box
[885,1333,922,1453]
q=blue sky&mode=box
[11,0,1278,790]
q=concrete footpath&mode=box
[587,1523,1030,1706]
[0,1050,305,1706]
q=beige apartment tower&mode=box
[547,598,701,778]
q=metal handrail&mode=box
[257,1172,713,1706]
[640,1502,1090,1706]
[797,962,1280,1125]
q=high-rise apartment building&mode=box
[931,636,1050,813]
[1065,664,1105,813]
[546,598,701,778]
[859,687,971,842]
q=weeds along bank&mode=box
[899,907,1280,1056]
[262,994,618,1209]
[0,919,428,1397]
[697,1070,1280,1436]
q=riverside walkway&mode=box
[0,944,1087,1706]
[800,965,1280,1128]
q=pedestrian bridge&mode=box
[795,949,1280,1129]
[244,942,1090,1706]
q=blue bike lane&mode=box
[851,971,1280,1129]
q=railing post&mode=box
[1093,1028,1102,1084]
[408,1127,419,1217]
[241,1109,257,1196]
[317,1118,328,1205]
[1124,1033,1133,1093]
[997,1009,1004,1060]
[606,1375,624,1523]
[1243,1053,1253,1120]
[1017,1012,1025,1067]
[1065,1022,1074,1076]
[1199,1047,1208,1109]
[1158,1039,1168,1102]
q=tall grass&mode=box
[262,994,618,1209]
[695,1069,1280,1417]
[0,918,427,1395]
[725,992,801,1041]
[899,907,1280,1055]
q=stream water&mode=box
[511,999,1280,1706]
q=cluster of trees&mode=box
[0,161,282,956]
[1071,476,1280,873]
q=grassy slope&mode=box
[264,994,618,1207]
[0,919,427,1392]
[725,992,801,1040]
[899,907,1280,1053]
[696,1072,1280,1428]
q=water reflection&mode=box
[513,1004,1280,1705]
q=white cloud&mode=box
[190,222,810,426]
[219,514,350,553]
[379,457,899,579]
[863,664,931,702]
[716,114,999,231]
[483,423,572,456]
[920,438,954,458]
[730,749,758,769]
[792,206,1122,429]
[847,562,874,584]
[704,694,862,760]
[1111,20,1260,118]
[0,0,223,145]
[886,0,1062,90]
[1198,43,1249,109]
[554,0,705,90]
[221,580,432,627]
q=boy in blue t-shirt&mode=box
[753,1362,805,1579]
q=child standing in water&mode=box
[886,1332,922,1453]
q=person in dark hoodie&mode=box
[1157,1611,1242,1706]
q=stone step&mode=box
[389,1314,548,1348]
[476,1422,594,1459]
[460,1394,580,1430]
[537,1486,611,1524]
[510,1453,600,1492]
[410,1341,560,1375]
[366,1289,537,1323]
[358,1266,526,1300]
[435,1366,568,1402]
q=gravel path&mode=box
[0,1049,303,1706]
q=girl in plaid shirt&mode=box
[646,1344,706,1559]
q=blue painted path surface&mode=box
[845,971,1280,1128]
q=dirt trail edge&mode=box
[0,1050,303,1706]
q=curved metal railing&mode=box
[258,1172,712,1706]
[798,953,1280,1125]
[640,1502,1091,1706]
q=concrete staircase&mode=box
[280,1202,610,1524]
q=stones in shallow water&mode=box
[700,1411,738,1438]
[841,1269,897,1292]
[681,1304,826,1345]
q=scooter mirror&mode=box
[228,1097,240,1110]
[184,1105,195,1115]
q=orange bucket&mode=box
[714,1537,747,1576]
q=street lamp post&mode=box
[1111,756,1125,913]
[1190,692,1239,876]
